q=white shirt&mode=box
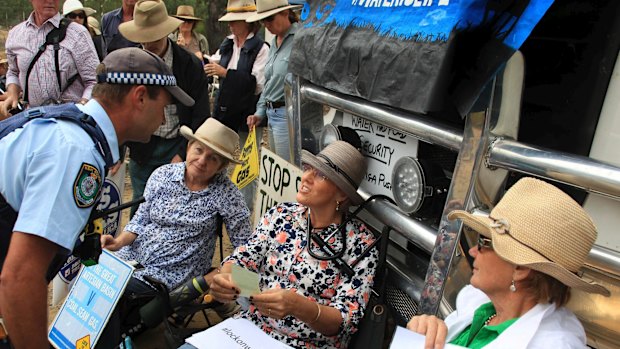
[445,285,588,348]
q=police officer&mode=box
[0,47,194,349]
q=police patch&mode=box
[73,163,102,208]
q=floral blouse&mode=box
[117,163,251,289]
[225,202,378,349]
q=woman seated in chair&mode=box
[407,177,610,349]
[100,119,251,343]
[206,140,376,349]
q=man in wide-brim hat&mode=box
[118,0,211,217]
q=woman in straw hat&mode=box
[62,0,96,30]
[208,139,377,348]
[86,16,106,61]
[169,5,209,59]
[245,0,302,162]
[205,0,269,134]
[407,177,610,349]
[100,118,251,346]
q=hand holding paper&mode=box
[231,264,260,297]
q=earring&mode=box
[510,280,517,292]
[335,201,340,212]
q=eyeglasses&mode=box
[302,164,328,181]
[261,14,276,23]
[67,12,86,19]
[477,236,493,251]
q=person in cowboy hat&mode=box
[209,139,377,349]
[0,47,194,349]
[407,177,611,349]
[245,0,301,162]
[86,16,107,61]
[62,0,104,61]
[169,5,209,59]
[100,117,252,346]
[118,0,211,217]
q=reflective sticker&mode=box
[73,163,102,208]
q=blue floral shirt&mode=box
[226,202,378,349]
[116,163,251,289]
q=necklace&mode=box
[484,313,497,326]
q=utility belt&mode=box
[265,100,285,109]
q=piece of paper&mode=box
[389,326,466,349]
[186,318,293,349]
[231,264,260,297]
[203,53,220,64]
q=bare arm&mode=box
[100,230,138,251]
[0,232,59,349]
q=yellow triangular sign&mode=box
[76,334,90,349]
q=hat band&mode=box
[316,154,357,188]
[97,72,178,86]
[258,3,291,14]
[490,217,561,269]
[227,5,257,12]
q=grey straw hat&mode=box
[301,141,367,205]
[245,0,301,22]
[97,47,194,107]
[119,0,183,43]
[180,118,241,164]
[448,177,610,296]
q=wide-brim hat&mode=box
[173,5,202,21]
[219,0,257,22]
[88,16,101,35]
[98,47,194,107]
[62,0,96,16]
[119,0,182,43]
[301,140,366,205]
[180,119,240,164]
[246,0,301,22]
[448,177,610,296]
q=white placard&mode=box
[343,113,419,199]
[252,148,303,225]
[389,326,465,348]
[186,318,293,349]
[49,250,134,349]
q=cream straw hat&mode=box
[245,0,301,23]
[119,0,183,43]
[180,119,241,164]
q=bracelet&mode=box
[308,302,321,324]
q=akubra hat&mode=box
[88,16,101,35]
[173,5,202,21]
[301,141,367,205]
[448,177,610,296]
[119,0,183,43]
[219,0,257,22]
[180,119,241,164]
[245,0,301,23]
[62,0,96,16]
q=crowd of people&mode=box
[0,0,611,349]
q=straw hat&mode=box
[245,0,301,22]
[301,141,367,205]
[88,16,101,35]
[173,5,202,21]
[180,119,240,164]
[0,52,7,65]
[219,0,257,22]
[62,0,96,16]
[448,177,610,296]
[119,0,183,43]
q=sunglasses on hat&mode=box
[67,12,86,19]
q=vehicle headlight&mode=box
[391,157,429,213]
[319,124,341,150]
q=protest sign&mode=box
[49,250,133,349]
[231,127,260,189]
[185,318,293,349]
[253,148,303,225]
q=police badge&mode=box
[73,163,102,208]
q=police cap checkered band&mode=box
[97,72,178,86]
[99,48,194,106]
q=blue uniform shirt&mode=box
[0,100,119,253]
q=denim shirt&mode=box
[101,7,139,54]
[255,22,299,118]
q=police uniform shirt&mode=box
[0,100,119,253]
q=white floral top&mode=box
[225,202,378,349]
[117,163,251,289]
